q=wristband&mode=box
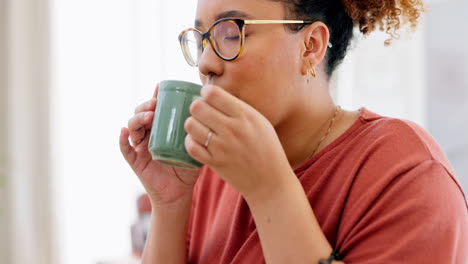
[318,250,342,264]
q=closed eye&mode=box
[225,35,240,41]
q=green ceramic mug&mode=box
[148,80,203,169]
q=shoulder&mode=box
[358,108,436,153]
[334,110,468,262]
[353,108,455,174]
[334,108,467,211]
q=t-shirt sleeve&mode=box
[338,159,468,264]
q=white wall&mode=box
[50,0,197,263]
[51,1,139,263]
[425,0,468,193]
[333,27,426,128]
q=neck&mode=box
[275,83,337,170]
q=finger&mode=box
[120,127,137,164]
[185,134,212,165]
[133,132,151,152]
[134,98,157,114]
[128,112,154,145]
[184,116,213,147]
[189,98,229,133]
[153,83,160,99]
[200,85,243,117]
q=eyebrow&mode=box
[195,10,253,28]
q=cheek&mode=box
[227,35,298,124]
[232,54,293,125]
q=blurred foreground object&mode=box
[131,193,151,257]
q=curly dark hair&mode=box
[273,0,425,77]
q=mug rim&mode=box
[160,80,202,93]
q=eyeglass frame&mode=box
[178,18,333,67]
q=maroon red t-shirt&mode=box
[187,108,468,263]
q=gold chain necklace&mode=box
[306,106,342,161]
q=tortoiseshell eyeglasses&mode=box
[178,18,333,67]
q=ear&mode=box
[300,22,330,75]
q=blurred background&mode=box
[1,0,467,263]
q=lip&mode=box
[206,82,238,98]
[202,75,240,98]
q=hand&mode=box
[184,84,292,200]
[120,84,199,206]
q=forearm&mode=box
[245,171,344,264]
[141,195,193,264]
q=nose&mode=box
[198,40,223,79]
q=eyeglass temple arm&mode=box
[244,20,333,48]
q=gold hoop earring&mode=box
[307,69,310,84]
[311,67,316,78]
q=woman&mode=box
[120,0,468,263]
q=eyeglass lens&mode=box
[181,20,242,66]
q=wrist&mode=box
[244,168,298,208]
[144,193,192,264]
[150,191,193,216]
